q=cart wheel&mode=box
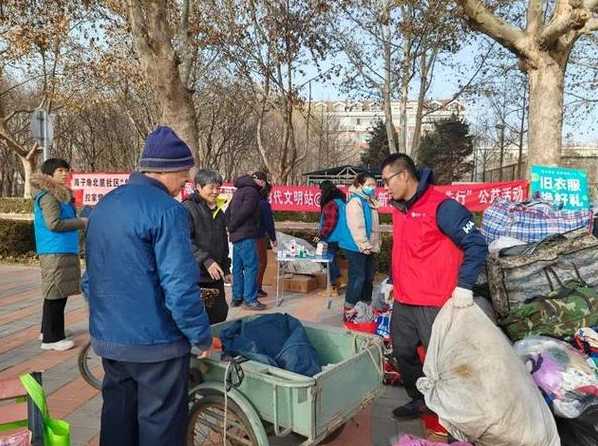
[320,423,346,444]
[187,392,259,446]
[78,340,103,390]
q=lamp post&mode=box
[495,122,505,181]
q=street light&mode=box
[495,123,505,181]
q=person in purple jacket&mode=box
[225,173,267,310]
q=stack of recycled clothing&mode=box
[477,198,598,445]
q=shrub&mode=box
[0,198,33,214]
[0,219,36,259]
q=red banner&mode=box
[71,173,527,212]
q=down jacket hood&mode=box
[234,175,261,190]
[30,174,72,203]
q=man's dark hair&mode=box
[195,169,223,187]
[319,180,346,209]
[41,158,71,177]
[380,153,417,179]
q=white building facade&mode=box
[312,99,465,164]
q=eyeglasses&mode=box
[382,171,403,185]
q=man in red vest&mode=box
[381,153,488,419]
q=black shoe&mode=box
[392,399,431,420]
[243,300,267,311]
[257,289,268,298]
[231,299,243,307]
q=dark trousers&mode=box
[200,279,229,324]
[256,236,268,291]
[390,302,440,400]
[328,243,341,285]
[100,354,189,446]
[41,298,67,343]
[344,250,375,306]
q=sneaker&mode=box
[231,299,243,307]
[257,289,268,298]
[39,329,73,341]
[243,300,267,311]
[41,339,75,352]
[392,399,432,420]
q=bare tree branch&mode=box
[455,0,529,58]
[527,0,545,34]
[539,2,591,47]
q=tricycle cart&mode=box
[187,316,384,446]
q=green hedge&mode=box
[0,198,33,214]
[0,219,36,260]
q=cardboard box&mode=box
[261,249,278,286]
[315,272,327,289]
[282,274,319,294]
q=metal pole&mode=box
[42,111,48,161]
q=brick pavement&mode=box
[0,263,422,445]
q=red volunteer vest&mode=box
[391,187,464,307]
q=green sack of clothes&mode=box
[19,373,71,446]
[500,279,598,342]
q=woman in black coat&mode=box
[182,169,230,323]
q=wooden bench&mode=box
[0,372,44,446]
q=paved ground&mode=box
[0,263,423,446]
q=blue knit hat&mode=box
[139,126,195,172]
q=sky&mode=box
[302,40,598,146]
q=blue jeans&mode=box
[344,250,376,307]
[232,238,258,304]
[327,242,341,285]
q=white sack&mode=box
[416,294,560,446]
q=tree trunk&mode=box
[527,58,565,169]
[127,0,200,161]
[398,75,409,155]
[20,154,37,199]
[382,25,398,153]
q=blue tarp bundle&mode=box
[220,313,322,377]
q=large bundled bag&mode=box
[500,279,598,341]
[480,198,593,244]
[555,406,598,446]
[416,294,560,446]
[513,336,598,419]
[486,229,598,317]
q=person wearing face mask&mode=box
[339,173,381,318]
[182,169,230,324]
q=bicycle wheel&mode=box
[187,391,258,446]
[78,340,104,390]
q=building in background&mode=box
[312,99,465,164]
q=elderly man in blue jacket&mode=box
[84,126,212,446]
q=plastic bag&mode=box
[372,277,393,310]
[393,434,472,446]
[514,336,598,418]
[416,294,560,446]
[0,431,30,446]
[555,406,598,446]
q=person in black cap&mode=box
[83,126,212,446]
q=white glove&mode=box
[451,287,474,308]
